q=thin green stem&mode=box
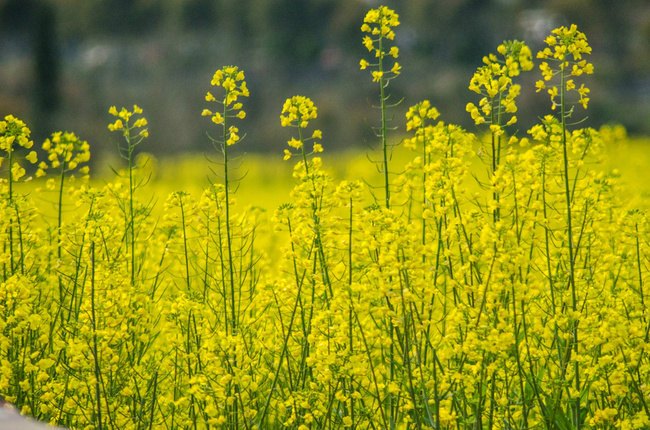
[560,63,581,430]
[378,38,390,209]
[7,147,14,275]
[90,241,103,430]
[179,195,191,291]
[128,143,136,285]
[222,100,237,335]
[221,95,240,429]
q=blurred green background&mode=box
[1,0,648,162]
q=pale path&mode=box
[0,401,65,429]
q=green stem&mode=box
[635,223,646,319]
[7,146,13,202]
[378,39,390,209]
[128,143,136,285]
[347,197,355,426]
[90,241,103,430]
[560,64,581,430]
[222,96,239,429]
[57,161,66,317]
[57,162,66,260]
[179,195,191,291]
[299,128,332,299]
[7,147,14,275]
[222,100,237,334]
[259,216,304,426]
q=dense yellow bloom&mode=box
[203,65,249,146]
[280,96,323,161]
[403,100,441,151]
[536,24,594,111]
[0,115,37,184]
[288,138,302,149]
[466,40,532,128]
[405,100,440,132]
[226,125,240,146]
[0,7,648,430]
[108,105,149,139]
[10,162,26,181]
[359,6,401,81]
[280,96,317,129]
[38,131,91,179]
[0,115,33,153]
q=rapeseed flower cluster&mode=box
[466,40,533,132]
[108,104,149,137]
[0,115,34,158]
[359,6,401,81]
[202,65,249,146]
[0,6,648,430]
[0,115,36,185]
[360,6,403,208]
[536,24,594,111]
[37,131,90,179]
[280,96,323,160]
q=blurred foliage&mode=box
[0,0,648,158]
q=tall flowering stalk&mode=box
[359,9,405,425]
[466,40,533,223]
[463,43,535,426]
[274,95,338,427]
[38,132,90,238]
[536,25,594,430]
[404,100,440,251]
[280,95,330,294]
[202,65,249,334]
[360,5,401,209]
[202,66,249,429]
[0,115,37,277]
[37,131,91,355]
[108,105,149,284]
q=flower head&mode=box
[108,105,149,139]
[466,40,532,129]
[203,65,249,146]
[359,6,401,82]
[536,25,594,112]
[281,96,318,129]
[0,115,33,154]
[107,105,149,162]
[405,100,440,132]
[0,115,36,183]
[280,96,323,161]
[404,100,443,151]
[39,131,91,179]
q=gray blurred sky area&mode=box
[0,0,648,161]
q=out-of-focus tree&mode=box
[180,0,217,31]
[33,1,59,113]
[256,0,336,65]
[88,0,163,35]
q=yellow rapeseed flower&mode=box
[466,40,532,129]
[40,131,91,179]
[280,96,323,161]
[536,24,594,112]
[203,65,249,147]
[0,115,33,153]
[359,6,401,82]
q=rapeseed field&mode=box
[1,5,648,429]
